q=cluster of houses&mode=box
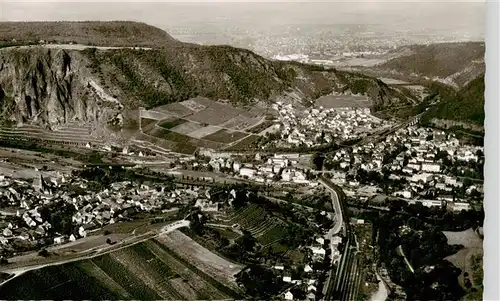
[327,126,483,211]
[278,236,343,301]
[204,152,317,186]
[271,102,389,148]
[0,172,213,255]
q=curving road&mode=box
[319,178,343,236]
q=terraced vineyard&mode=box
[0,238,242,300]
[256,223,288,246]
[227,204,288,243]
[0,123,102,148]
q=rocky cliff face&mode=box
[0,47,119,128]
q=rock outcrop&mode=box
[0,47,119,129]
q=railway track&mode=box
[321,177,360,301]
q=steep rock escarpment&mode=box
[0,47,119,128]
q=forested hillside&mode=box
[0,21,177,48]
[379,42,485,88]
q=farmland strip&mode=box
[112,248,181,300]
[127,243,186,300]
[150,239,244,300]
[92,253,162,300]
[54,264,121,300]
[75,260,132,299]
[144,240,229,300]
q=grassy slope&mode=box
[0,21,176,47]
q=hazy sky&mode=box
[0,1,485,41]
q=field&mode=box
[0,237,243,300]
[203,129,249,144]
[247,120,276,134]
[169,121,204,135]
[140,118,158,130]
[187,126,221,139]
[157,230,244,286]
[315,94,371,108]
[443,228,483,289]
[142,126,225,154]
[137,97,267,153]
[179,98,208,112]
[139,109,172,120]
[186,106,243,126]
[219,114,262,131]
[225,134,261,150]
[149,127,191,144]
[154,103,194,118]
[133,132,176,149]
[159,118,187,130]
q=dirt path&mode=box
[397,245,415,274]
[369,270,388,301]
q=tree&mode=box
[311,152,325,170]
[238,230,257,252]
[38,249,50,257]
[236,264,283,298]
[219,237,230,247]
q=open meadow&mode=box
[315,94,371,108]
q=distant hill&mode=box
[379,42,485,88]
[422,74,484,131]
[0,21,177,48]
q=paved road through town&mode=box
[319,178,343,237]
